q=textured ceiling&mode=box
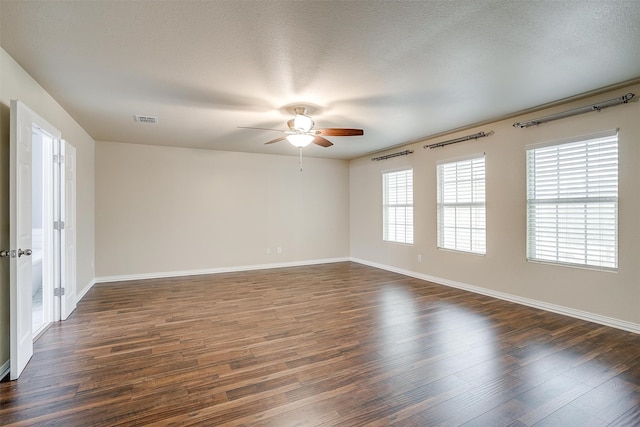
[2,0,640,159]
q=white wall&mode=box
[95,142,350,278]
[0,47,96,369]
[350,83,640,328]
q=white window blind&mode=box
[383,169,413,244]
[526,132,618,269]
[437,156,486,254]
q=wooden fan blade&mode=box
[313,136,334,147]
[265,136,287,145]
[316,128,364,136]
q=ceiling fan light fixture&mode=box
[287,134,315,148]
[293,114,314,132]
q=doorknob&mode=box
[18,249,32,257]
[0,250,10,258]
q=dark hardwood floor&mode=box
[1,262,639,426]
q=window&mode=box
[437,156,486,254]
[383,169,413,244]
[526,131,618,269]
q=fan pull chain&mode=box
[299,147,303,172]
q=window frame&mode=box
[382,168,414,245]
[436,154,486,255]
[525,130,618,271]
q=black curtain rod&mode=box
[423,131,494,149]
[371,150,414,161]
[513,92,635,128]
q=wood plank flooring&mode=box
[1,262,640,426]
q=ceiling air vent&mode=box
[134,115,158,124]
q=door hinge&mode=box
[54,154,65,164]
[54,287,65,297]
[54,221,65,230]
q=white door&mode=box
[61,141,77,319]
[9,100,61,380]
[9,100,34,380]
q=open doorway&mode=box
[31,126,55,337]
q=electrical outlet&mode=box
[277,247,282,254]
[266,248,271,254]
[418,254,422,262]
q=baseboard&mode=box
[351,257,640,335]
[94,257,351,284]
[0,359,9,381]
[76,278,96,304]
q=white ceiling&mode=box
[2,0,639,160]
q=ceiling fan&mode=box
[239,106,364,148]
